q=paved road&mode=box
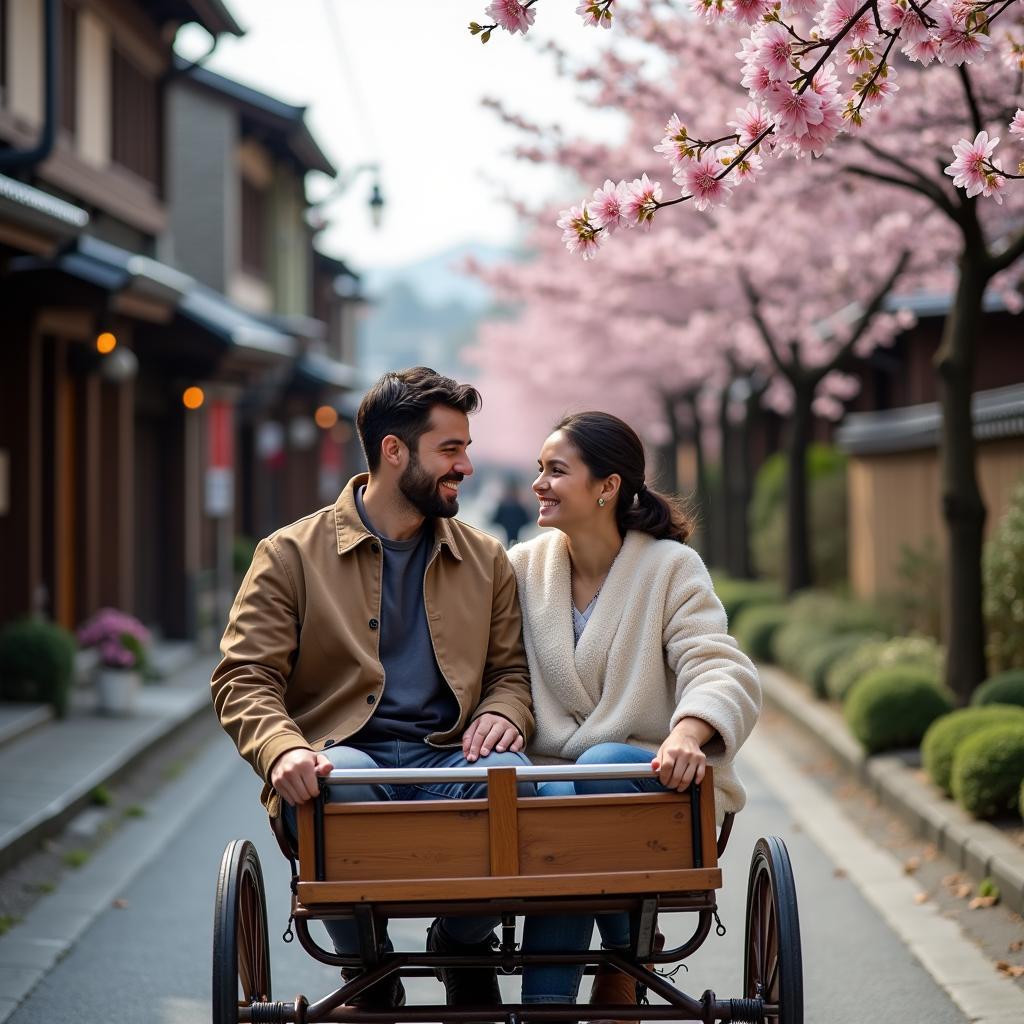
[9,727,966,1023]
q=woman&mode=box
[509,411,761,1018]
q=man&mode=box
[212,367,534,1012]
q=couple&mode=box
[211,366,761,1018]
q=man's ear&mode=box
[380,434,406,469]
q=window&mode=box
[110,46,159,186]
[241,178,268,277]
[59,1,77,135]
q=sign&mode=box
[205,467,234,518]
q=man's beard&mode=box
[399,452,462,519]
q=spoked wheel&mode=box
[743,836,802,1024]
[213,839,272,1023]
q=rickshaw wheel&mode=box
[213,839,272,1023]
[743,836,802,1024]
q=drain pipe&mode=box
[0,0,58,172]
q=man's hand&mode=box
[462,713,523,762]
[270,748,333,806]
[652,717,714,792]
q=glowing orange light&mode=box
[182,386,205,410]
[314,405,339,429]
[96,332,117,354]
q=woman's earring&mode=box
[598,498,606,507]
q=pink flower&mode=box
[728,102,775,149]
[691,0,727,20]
[589,179,630,233]
[944,131,1004,199]
[880,0,931,45]
[653,113,693,171]
[576,2,613,28]
[1010,109,1024,138]
[754,22,794,80]
[716,144,764,182]
[730,0,773,25]
[903,34,942,65]
[485,0,536,35]
[556,203,605,259]
[674,152,733,211]
[621,174,663,230]
[764,83,825,140]
[934,3,992,65]
[817,0,877,45]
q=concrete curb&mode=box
[0,706,52,751]
[0,685,213,874]
[760,664,1024,916]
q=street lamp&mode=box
[308,162,385,230]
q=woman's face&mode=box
[532,430,613,532]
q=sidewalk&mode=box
[0,646,218,874]
[760,664,1024,916]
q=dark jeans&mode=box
[283,738,535,955]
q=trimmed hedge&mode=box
[732,604,790,663]
[0,618,77,716]
[970,670,1024,709]
[982,475,1024,673]
[951,722,1024,818]
[844,665,953,753]
[713,577,783,625]
[921,704,1024,795]
[825,635,944,704]
[798,632,880,699]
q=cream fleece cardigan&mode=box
[509,529,761,816]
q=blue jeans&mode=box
[521,743,661,1003]
[283,738,534,955]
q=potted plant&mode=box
[76,609,151,717]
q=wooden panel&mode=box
[297,803,316,882]
[487,768,519,876]
[321,804,490,881]
[297,868,722,905]
[700,768,718,869]
[518,795,693,875]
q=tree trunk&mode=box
[936,243,989,705]
[658,392,680,494]
[731,386,762,580]
[715,385,732,571]
[683,391,712,560]
[785,379,814,595]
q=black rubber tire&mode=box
[743,836,803,1024]
[213,839,272,1023]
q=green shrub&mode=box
[712,577,782,625]
[844,665,953,753]
[1020,777,1024,821]
[951,723,1024,818]
[983,475,1024,674]
[826,634,944,704]
[0,619,77,716]
[970,670,1024,709]
[750,444,849,587]
[921,704,1024,795]
[733,604,790,662]
[798,632,880,699]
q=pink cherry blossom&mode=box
[880,0,932,46]
[674,151,734,210]
[764,83,825,140]
[1010,110,1024,138]
[753,23,795,81]
[576,2,612,29]
[557,203,604,258]
[485,0,536,35]
[729,0,773,26]
[944,131,1003,198]
[817,0,877,45]
[934,3,993,66]
[728,101,774,148]
[904,35,942,66]
[653,113,693,170]
[589,179,630,232]
[717,144,764,182]
[691,0,727,21]
[622,174,663,230]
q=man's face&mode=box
[397,406,474,519]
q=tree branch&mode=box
[842,159,957,220]
[990,224,1024,275]
[957,65,984,137]
[738,270,794,380]
[859,140,957,217]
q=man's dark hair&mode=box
[356,367,481,471]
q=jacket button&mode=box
[323,738,335,748]
[369,618,379,630]
[366,694,376,705]
[371,542,380,554]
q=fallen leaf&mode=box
[833,867,847,879]
[903,857,922,875]
[968,896,998,910]
[1009,941,1023,953]
[941,872,964,887]
[954,884,972,900]
[996,962,1024,979]
[914,892,930,905]
[922,845,939,861]
[112,898,129,909]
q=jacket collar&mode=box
[334,473,463,561]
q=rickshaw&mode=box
[213,762,802,1023]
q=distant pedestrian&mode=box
[491,478,532,547]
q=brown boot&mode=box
[589,929,665,1024]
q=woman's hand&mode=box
[652,717,714,791]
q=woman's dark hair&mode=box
[357,366,481,471]
[555,411,693,544]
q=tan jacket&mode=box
[212,474,534,815]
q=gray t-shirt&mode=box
[348,488,460,744]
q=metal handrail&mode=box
[322,763,665,786]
